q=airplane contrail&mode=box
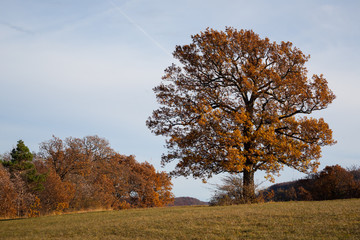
[108,0,172,57]
[0,22,33,34]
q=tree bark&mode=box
[243,169,255,203]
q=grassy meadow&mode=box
[1,199,359,240]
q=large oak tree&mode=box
[147,27,336,201]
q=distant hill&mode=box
[267,180,298,192]
[170,197,208,206]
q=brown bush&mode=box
[0,164,17,217]
[310,165,360,200]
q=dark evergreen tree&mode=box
[2,140,46,191]
[11,140,33,163]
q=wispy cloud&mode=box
[0,22,33,34]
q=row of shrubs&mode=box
[210,165,360,205]
[0,136,174,218]
[264,165,360,201]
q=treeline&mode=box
[0,136,174,218]
[261,165,360,202]
[210,165,360,206]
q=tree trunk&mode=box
[243,169,255,203]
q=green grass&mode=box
[1,199,360,240]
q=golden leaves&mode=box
[147,27,336,182]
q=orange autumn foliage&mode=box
[0,136,174,218]
[261,165,360,202]
[35,165,75,214]
[0,164,17,217]
[147,27,335,201]
[39,136,174,211]
[310,165,360,200]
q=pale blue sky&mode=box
[0,0,359,201]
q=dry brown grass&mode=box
[1,199,359,239]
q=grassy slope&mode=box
[1,199,359,240]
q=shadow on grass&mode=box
[0,217,27,222]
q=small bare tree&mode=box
[210,174,263,205]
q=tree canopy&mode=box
[147,27,336,201]
[11,140,33,163]
[0,136,174,218]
